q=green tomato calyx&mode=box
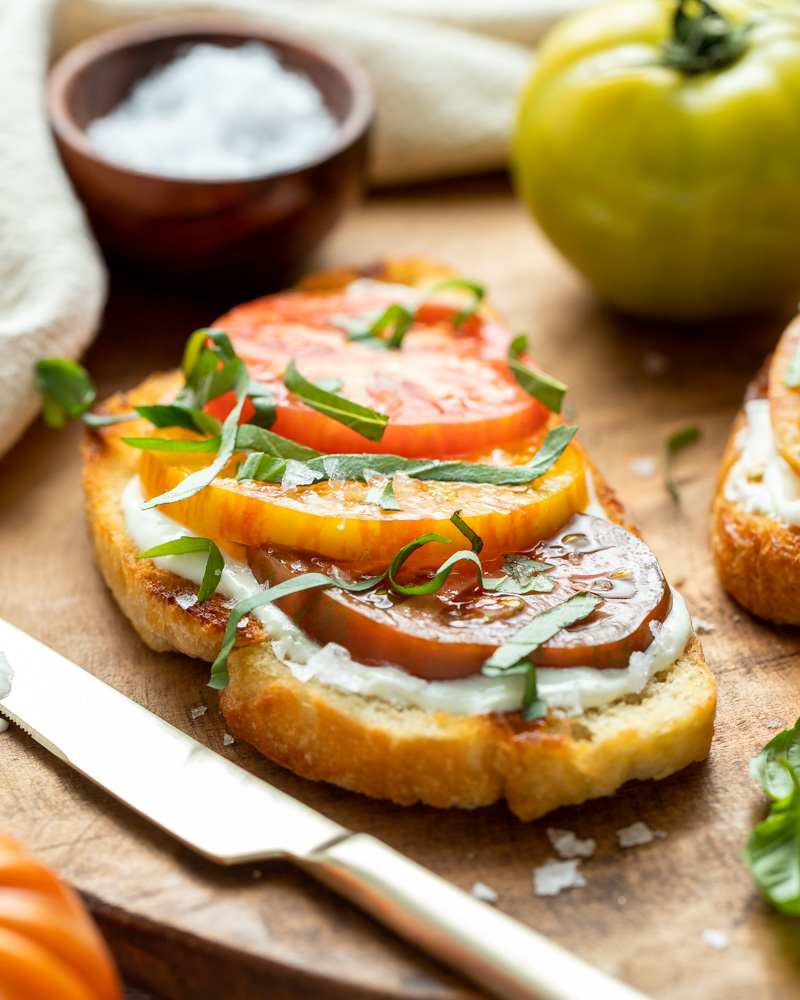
[662,0,749,74]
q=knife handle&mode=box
[302,833,648,1000]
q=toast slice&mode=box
[83,259,716,820]
[712,316,800,624]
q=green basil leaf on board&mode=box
[664,425,701,503]
[283,360,389,442]
[35,358,95,427]
[744,718,800,914]
[481,592,603,719]
[136,536,224,603]
[508,334,568,414]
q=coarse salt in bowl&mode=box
[47,15,373,289]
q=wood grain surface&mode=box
[2,175,799,1000]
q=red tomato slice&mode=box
[247,514,671,680]
[212,285,547,458]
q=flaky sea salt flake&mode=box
[546,828,596,859]
[223,733,235,746]
[533,859,587,897]
[617,821,665,848]
[190,706,207,720]
[471,882,499,904]
[702,929,730,950]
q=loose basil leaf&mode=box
[428,278,485,327]
[35,358,96,428]
[142,358,249,509]
[664,425,700,503]
[134,404,221,436]
[450,509,482,553]
[744,719,800,914]
[246,379,277,429]
[281,459,324,488]
[122,435,222,453]
[365,479,401,511]
[482,591,603,673]
[785,340,800,389]
[481,591,603,719]
[750,717,800,803]
[209,570,384,689]
[508,334,567,414]
[136,535,224,603]
[283,360,389,442]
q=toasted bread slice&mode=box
[711,360,800,624]
[83,260,716,820]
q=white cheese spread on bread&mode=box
[122,475,692,717]
[724,398,800,526]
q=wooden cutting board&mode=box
[3,175,800,1000]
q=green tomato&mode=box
[512,0,800,320]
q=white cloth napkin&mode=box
[0,0,589,460]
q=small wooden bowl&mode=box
[47,15,372,290]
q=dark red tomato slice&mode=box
[247,514,671,681]
[212,285,547,458]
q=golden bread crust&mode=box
[711,406,800,625]
[220,636,713,820]
[82,258,715,819]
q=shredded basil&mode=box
[283,360,389,442]
[137,536,224,603]
[481,592,603,719]
[141,359,249,509]
[365,479,401,510]
[35,358,136,429]
[230,424,577,489]
[664,425,700,503]
[744,718,800,914]
[508,334,568,414]
[209,570,384,689]
[450,509,482,553]
[121,435,222,453]
[364,303,416,349]
[496,553,555,594]
[134,404,221,436]
[428,278,485,328]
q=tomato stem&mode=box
[663,0,749,74]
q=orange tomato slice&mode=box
[138,432,588,572]
[212,287,548,458]
[769,314,800,476]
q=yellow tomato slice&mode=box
[138,433,588,572]
[769,314,800,476]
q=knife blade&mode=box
[0,617,650,1000]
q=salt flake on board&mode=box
[533,859,587,897]
[546,828,596,859]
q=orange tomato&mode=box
[212,287,548,458]
[769,314,800,477]
[139,431,588,572]
[0,833,121,1000]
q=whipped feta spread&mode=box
[724,398,800,526]
[122,476,691,717]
